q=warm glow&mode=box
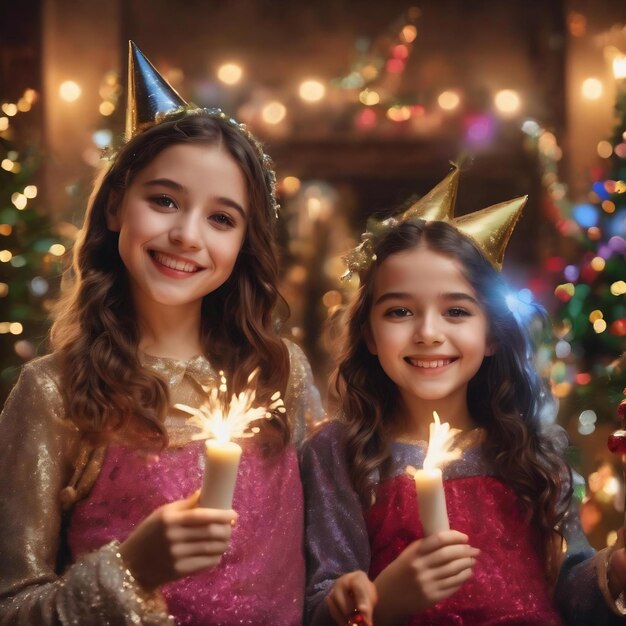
[589,310,604,323]
[282,176,301,195]
[0,283,8,297]
[590,256,605,271]
[99,101,115,116]
[581,78,603,100]
[1,159,14,172]
[423,412,461,471]
[387,105,412,122]
[0,250,12,263]
[49,244,66,256]
[602,200,616,213]
[59,81,82,102]
[174,369,284,444]
[299,80,326,102]
[1,103,17,116]
[23,185,37,199]
[611,281,626,296]
[438,90,460,111]
[0,225,11,236]
[494,89,521,114]
[217,63,243,85]
[11,193,27,210]
[593,319,607,333]
[17,98,31,112]
[0,117,8,131]
[9,322,23,335]
[613,55,626,80]
[401,25,417,43]
[261,101,286,125]
[597,140,613,158]
[359,89,380,106]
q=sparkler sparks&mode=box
[407,411,462,477]
[174,369,286,443]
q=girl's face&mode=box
[107,143,248,314]
[366,244,493,414]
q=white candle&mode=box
[199,439,242,509]
[414,466,449,535]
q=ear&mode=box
[363,324,378,355]
[105,191,122,232]
[484,340,496,357]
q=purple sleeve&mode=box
[300,422,371,626]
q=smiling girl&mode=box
[0,45,322,625]
[301,169,626,625]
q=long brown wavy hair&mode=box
[334,220,570,579]
[51,110,290,451]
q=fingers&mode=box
[167,521,234,542]
[173,555,225,575]
[171,539,231,558]
[326,571,377,625]
[414,531,470,554]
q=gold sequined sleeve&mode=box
[0,357,172,625]
[284,340,325,445]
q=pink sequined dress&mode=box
[302,421,621,626]
[0,342,323,626]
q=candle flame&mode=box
[174,368,285,443]
[423,411,461,471]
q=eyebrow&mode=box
[374,291,479,306]
[142,178,247,219]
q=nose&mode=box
[169,211,202,249]
[413,311,444,345]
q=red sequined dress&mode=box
[302,421,620,626]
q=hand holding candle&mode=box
[410,411,461,535]
[175,369,285,510]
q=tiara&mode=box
[342,166,526,278]
[126,41,279,219]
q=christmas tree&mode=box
[0,89,69,402]
[546,73,626,424]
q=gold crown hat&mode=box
[123,41,280,217]
[342,166,526,277]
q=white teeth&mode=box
[410,358,452,368]
[152,251,199,273]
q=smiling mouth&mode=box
[149,251,203,273]
[404,357,457,369]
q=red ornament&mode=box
[619,400,626,421]
[608,429,626,455]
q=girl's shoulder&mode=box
[10,354,63,403]
[301,418,346,456]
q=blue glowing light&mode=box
[571,203,599,228]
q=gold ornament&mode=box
[342,166,526,277]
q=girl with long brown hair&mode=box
[0,44,322,625]
[302,169,626,625]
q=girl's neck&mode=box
[391,394,477,443]
[136,300,204,360]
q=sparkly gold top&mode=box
[0,341,323,625]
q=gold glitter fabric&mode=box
[0,340,322,624]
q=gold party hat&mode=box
[126,41,187,141]
[453,196,527,271]
[342,167,526,277]
[400,166,459,223]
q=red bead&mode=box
[608,429,626,455]
[618,400,626,421]
[347,610,367,626]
